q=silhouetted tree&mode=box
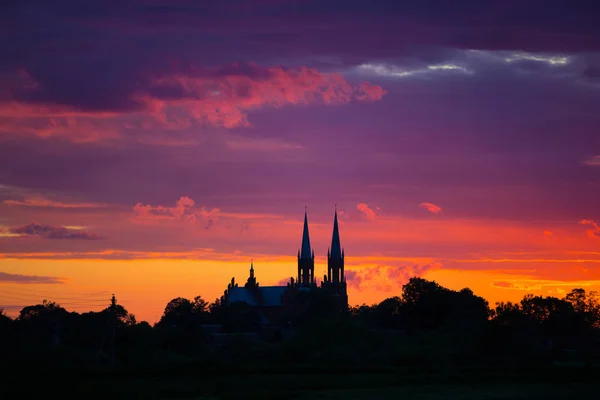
[18,299,66,321]
[192,295,209,314]
[450,287,491,327]
[102,301,137,327]
[16,300,71,345]
[520,294,570,321]
[208,297,226,324]
[160,297,194,325]
[487,293,592,360]
[402,277,446,306]
[0,308,10,324]
[520,294,579,340]
[0,309,12,342]
[158,296,210,327]
[371,296,403,330]
[564,288,600,328]
[154,296,211,353]
[400,278,490,332]
[491,301,523,326]
[7,278,600,372]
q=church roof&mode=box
[259,286,288,306]
[225,285,288,307]
[226,287,259,306]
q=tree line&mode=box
[1,277,600,372]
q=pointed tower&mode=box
[326,206,347,305]
[297,207,315,286]
[328,206,344,284]
[245,259,258,288]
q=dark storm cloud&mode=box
[1,0,599,114]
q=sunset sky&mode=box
[1,1,600,323]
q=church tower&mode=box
[245,260,258,289]
[297,208,315,286]
[324,207,348,306]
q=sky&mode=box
[1,0,600,323]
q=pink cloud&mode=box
[133,196,220,228]
[1,63,385,142]
[0,114,121,142]
[0,102,118,119]
[583,155,600,166]
[354,82,387,102]
[142,64,386,130]
[3,195,105,209]
[419,202,442,215]
[580,219,600,238]
[356,202,380,221]
[346,263,441,292]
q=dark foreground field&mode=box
[4,280,600,398]
[3,364,598,399]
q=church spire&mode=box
[330,206,342,259]
[245,259,258,289]
[298,207,315,286]
[300,207,312,259]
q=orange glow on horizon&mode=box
[2,254,600,323]
[2,197,600,323]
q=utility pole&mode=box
[110,293,116,369]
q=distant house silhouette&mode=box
[221,208,348,324]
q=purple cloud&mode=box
[0,271,66,284]
[8,222,104,240]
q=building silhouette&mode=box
[221,208,348,324]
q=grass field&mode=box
[292,384,590,400]
[3,364,598,399]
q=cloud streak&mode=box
[7,223,104,240]
[356,62,472,79]
[0,271,66,284]
[491,281,543,291]
[224,136,304,151]
[3,195,105,209]
[583,156,600,166]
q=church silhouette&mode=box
[221,208,348,324]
